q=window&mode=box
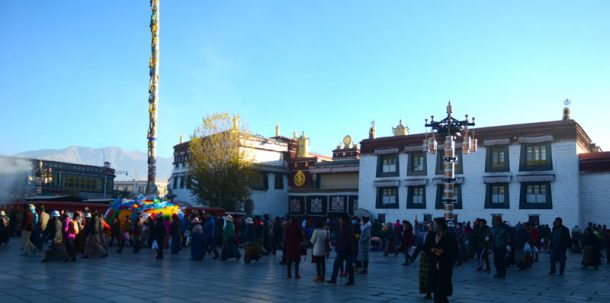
[173,177,178,189]
[435,184,462,209]
[520,143,553,171]
[376,187,398,208]
[179,176,185,189]
[519,182,552,209]
[377,154,399,177]
[485,145,509,172]
[485,183,510,209]
[250,172,268,191]
[408,152,427,176]
[274,173,284,189]
[407,186,426,209]
[436,149,463,175]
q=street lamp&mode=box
[30,160,53,195]
[423,101,476,227]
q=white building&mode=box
[169,131,292,217]
[358,115,607,228]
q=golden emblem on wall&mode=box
[294,170,306,187]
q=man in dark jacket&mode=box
[327,215,355,286]
[154,215,167,260]
[490,216,511,278]
[549,217,571,275]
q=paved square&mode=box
[0,240,608,303]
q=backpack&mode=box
[69,221,80,235]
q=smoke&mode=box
[0,156,33,203]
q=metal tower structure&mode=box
[146,0,160,195]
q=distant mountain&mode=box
[14,146,172,182]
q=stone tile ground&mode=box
[0,239,608,303]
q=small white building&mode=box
[358,115,607,228]
[169,131,291,217]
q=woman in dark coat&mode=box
[284,217,304,279]
[425,218,458,303]
[581,228,602,269]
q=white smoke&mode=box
[0,156,33,203]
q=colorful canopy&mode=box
[104,195,184,225]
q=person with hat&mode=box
[220,215,241,261]
[190,217,204,261]
[0,210,10,246]
[41,210,64,262]
[425,217,458,303]
[21,204,37,256]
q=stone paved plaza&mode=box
[0,239,608,303]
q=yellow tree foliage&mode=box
[188,113,255,211]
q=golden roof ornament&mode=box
[392,119,409,136]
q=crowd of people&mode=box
[1,204,610,303]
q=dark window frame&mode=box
[376,154,400,177]
[407,186,426,209]
[408,152,427,176]
[519,182,553,209]
[435,183,462,209]
[376,186,399,209]
[519,143,553,171]
[436,149,463,175]
[485,145,510,172]
[274,173,284,189]
[484,183,510,209]
[251,171,269,191]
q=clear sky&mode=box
[1,1,609,159]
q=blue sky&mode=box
[1,1,609,159]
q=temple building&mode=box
[287,135,360,218]
[357,106,609,227]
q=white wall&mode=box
[251,173,288,217]
[358,141,582,226]
[580,172,610,226]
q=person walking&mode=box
[170,214,182,255]
[82,212,108,259]
[419,223,433,300]
[116,216,132,254]
[41,211,64,262]
[220,215,241,261]
[285,216,304,279]
[109,218,121,248]
[21,204,37,256]
[327,215,355,286]
[190,217,204,261]
[63,213,79,262]
[154,215,167,260]
[0,210,10,246]
[426,218,458,303]
[475,219,491,273]
[490,216,510,278]
[310,220,330,282]
[204,214,220,259]
[581,227,602,269]
[358,217,372,274]
[549,217,571,275]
